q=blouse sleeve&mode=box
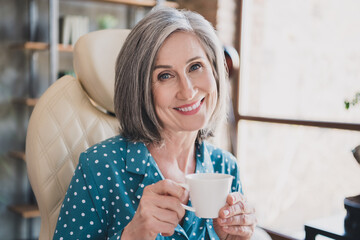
[229,155,243,195]
[53,152,122,239]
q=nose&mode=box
[176,74,197,100]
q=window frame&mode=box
[232,0,360,156]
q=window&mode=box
[236,0,360,237]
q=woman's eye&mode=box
[158,73,171,81]
[189,63,201,72]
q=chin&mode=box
[180,120,208,132]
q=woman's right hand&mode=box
[121,179,188,240]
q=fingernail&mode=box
[223,210,229,216]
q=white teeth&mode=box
[177,101,201,112]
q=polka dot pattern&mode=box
[53,135,242,239]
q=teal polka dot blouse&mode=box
[53,135,242,240]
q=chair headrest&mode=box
[73,29,131,113]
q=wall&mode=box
[178,0,237,46]
[177,0,218,27]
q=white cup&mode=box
[179,173,234,218]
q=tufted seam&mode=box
[27,76,119,239]
[37,82,85,187]
[38,81,116,205]
[34,79,84,224]
[41,113,84,185]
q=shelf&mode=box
[10,42,47,51]
[11,42,74,52]
[12,98,38,107]
[8,204,40,219]
[67,0,178,8]
[9,151,26,162]
[58,44,74,52]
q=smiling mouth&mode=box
[175,98,204,112]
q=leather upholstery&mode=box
[74,29,131,113]
[26,29,128,239]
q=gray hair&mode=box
[114,7,229,145]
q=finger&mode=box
[226,192,246,205]
[150,215,178,236]
[221,224,255,237]
[133,204,178,237]
[219,200,255,218]
[152,195,186,220]
[150,207,180,227]
[140,189,185,221]
[217,213,257,226]
[148,179,186,200]
[173,182,190,203]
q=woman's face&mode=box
[152,31,218,135]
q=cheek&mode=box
[152,85,171,111]
[205,73,218,101]
[200,73,218,115]
[208,75,219,111]
[203,67,217,88]
[209,88,218,112]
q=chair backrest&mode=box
[26,29,130,240]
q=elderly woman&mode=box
[53,7,256,240]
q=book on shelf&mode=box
[60,15,90,45]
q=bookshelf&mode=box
[8,1,178,237]
[8,0,179,109]
[12,0,179,53]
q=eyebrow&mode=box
[153,56,203,70]
[186,56,202,64]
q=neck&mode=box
[148,131,198,174]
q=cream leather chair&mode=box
[26,29,130,239]
[26,29,272,240]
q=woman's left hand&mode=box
[213,192,257,240]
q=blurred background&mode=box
[1,0,359,239]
